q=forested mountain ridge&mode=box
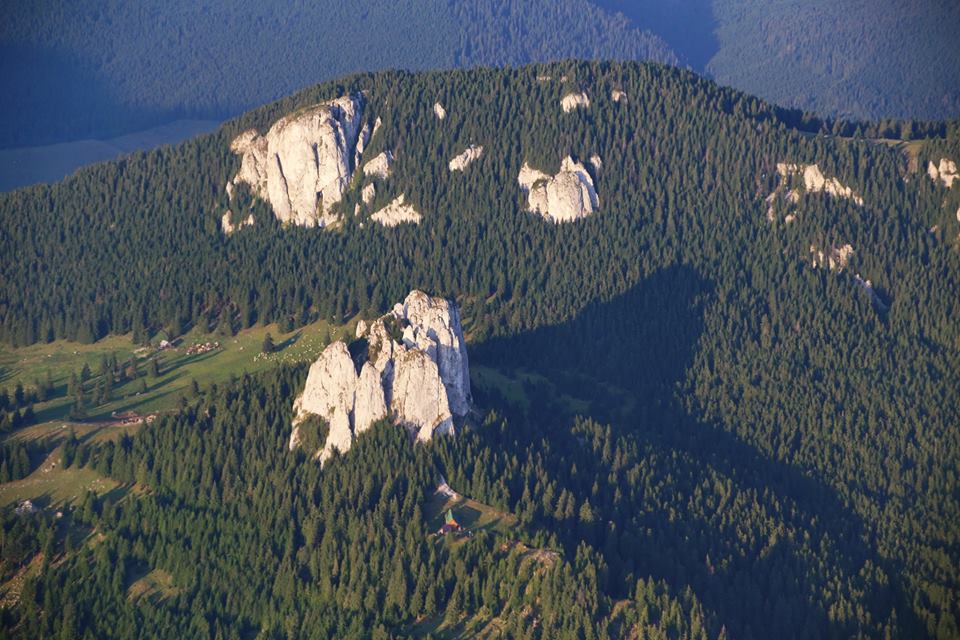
[1,61,959,638]
[0,0,675,148]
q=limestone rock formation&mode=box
[518,156,599,223]
[289,341,359,462]
[228,95,366,228]
[362,183,376,205]
[221,211,255,235]
[398,290,471,416]
[779,163,864,204]
[290,291,471,461]
[767,162,863,220]
[810,243,855,272]
[434,102,447,120]
[391,349,452,441]
[353,363,387,436]
[808,244,886,310]
[561,91,591,112]
[928,158,958,188]
[517,164,550,189]
[611,89,627,103]
[354,120,373,171]
[371,193,422,227]
[448,145,484,172]
[363,150,393,180]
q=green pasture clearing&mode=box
[424,489,518,537]
[0,461,120,509]
[0,317,355,430]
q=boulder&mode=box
[448,145,484,172]
[229,95,365,227]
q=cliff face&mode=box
[228,95,365,228]
[290,290,471,463]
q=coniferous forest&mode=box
[0,61,959,638]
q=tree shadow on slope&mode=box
[470,264,906,638]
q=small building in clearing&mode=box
[438,508,461,535]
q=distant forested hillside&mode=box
[1,61,958,637]
[596,0,960,121]
[0,0,674,147]
[703,0,960,122]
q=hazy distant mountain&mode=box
[0,0,675,148]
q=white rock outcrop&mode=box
[228,95,365,228]
[398,290,471,416]
[434,102,447,120]
[808,245,886,310]
[611,89,627,103]
[448,145,484,172]
[371,193,422,227]
[928,158,958,188]
[363,150,393,180]
[518,156,599,223]
[517,164,551,190]
[561,91,591,113]
[363,150,394,180]
[354,120,373,171]
[777,163,864,205]
[290,341,362,462]
[353,363,388,436]
[810,243,855,272]
[221,211,255,235]
[362,183,376,205]
[290,291,471,462]
[767,162,863,220]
